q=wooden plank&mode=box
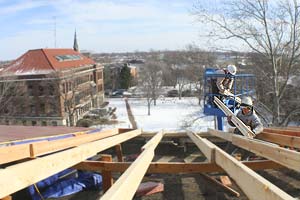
[140,132,212,138]
[31,128,119,156]
[115,144,124,162]
[232,135,300,171]
[200,173,239,197]
[207,128,232,141]
[186,131,293,199]
[74,160,283,174]
[208,128,300,171]
[0,144,31,164]
[0,129,142,198]
[257,132,300,148]
[0,196,12,200]
[214,97,255,138]
[0,128,119,164]
[141,131,163,150]
[187,132,215,162]
[101,155,113,192]
[101,131,164,200]
[264,128,300,137]
[220,176,232,187]
[215,146,294,200]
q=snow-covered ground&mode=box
[94,97,216,132]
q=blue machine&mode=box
[203,68,255,130]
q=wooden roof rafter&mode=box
[0,129,142,198]
[0,128,120,165]
[188,131,294,200]
[208,128,300,171]
[101,130,165,200]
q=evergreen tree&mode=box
[119,64,132,89]
[103,66,112,90]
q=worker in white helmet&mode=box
[226,96,263,159]
[211,64,237,98]
[228,96,263,136]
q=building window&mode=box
[22,120,26,126]
[28,85,34,96]
[40,103,45,114]
[51,121,57,126]
[20,104,26,114]
[62,83,66,93]
[55,55,82,62]
[42,121,47,126]
[5,120,9,125]
[32,121,37,126]
[30,105,36,114]
[38,85,44,96]
[49,85,55,96]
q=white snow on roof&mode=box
[13,69,52,75]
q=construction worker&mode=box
[226,96,263,160]
[212,64,237,98]
[228,96,263,136]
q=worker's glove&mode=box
[253,130,262,138]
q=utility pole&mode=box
[53,16,56,48]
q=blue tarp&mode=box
[28,170,102,200]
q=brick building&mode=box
[0,48,104,126]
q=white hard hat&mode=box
[227,64,237,75]
[241,96,253,107]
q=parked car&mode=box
[123,91,132,97]
[167,90,178,97]
[111,89,125,97]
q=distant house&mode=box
[0,48,104,126]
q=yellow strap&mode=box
[33,183,45,200]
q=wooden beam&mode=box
[233,135,300,171]
[74,160,283,173]
[101,155,113,192]
[141,131,161,150]
[0,128,119,165]
[264,128,300,137]
[141,131,212,138]
[0,129,142,198]
[0,196,12,200]
[115,144,124,162]
[257,132,300,148]
[101,131,164,200]
[0,144,31,165]
[214,146,294,200]
[208,128,300,171]
[187,132,215,162]
[214,97,255,138]
[207,128,232,141]
[200,173,239,197]
[30,128,119,157]
[188,130,293,200]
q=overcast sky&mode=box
[0,0,213,60]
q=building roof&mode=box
[0,125,94,143]
[1,49,95,76]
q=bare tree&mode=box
[139,61,163,115]
[194,0,300,125]
[49,71,95,126]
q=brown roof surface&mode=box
[1,49,95,76]
[0,125,94,143]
